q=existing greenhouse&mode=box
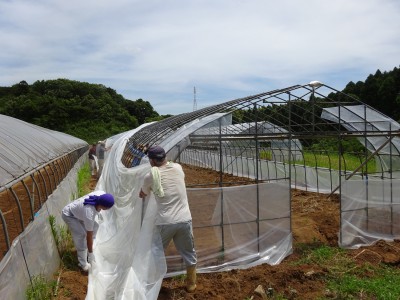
[87,81,400,299]
[0,115,87,299]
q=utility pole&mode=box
[193,86,197,111]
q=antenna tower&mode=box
[193,86,197,111]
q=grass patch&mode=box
[294,151,376,173]
[259,150,273,160]
[260,148,376,173]
[26,274,56,300]
[49,215,77,270]
[77,161,92,197]
[328,265,400,300]
[295,244,353,274]
[171,273,186,284]
[293,243,400,299]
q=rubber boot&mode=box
[77,250,89,271]
[186,265,197,292]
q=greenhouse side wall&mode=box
[0,154,86,300]
[340,178,400,248]
[164,182,292,275]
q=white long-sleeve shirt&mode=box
[62,191,105,231]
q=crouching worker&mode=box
[139,145,197,292]
[62,191,115,272]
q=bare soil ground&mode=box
[54,165,400,300]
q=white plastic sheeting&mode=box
[0,114,87,188]
[170,182,292,274]
[88,124,166,300]
[88,114,293,299]
[321,105,400,142]
[321,105,400,173]
[340,178,400,248]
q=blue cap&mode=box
[147,145,166,159]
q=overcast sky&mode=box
[0,0,399,115]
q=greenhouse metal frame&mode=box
[120,81,400,272]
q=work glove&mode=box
[79,262,90,272]
[88,252,96,264]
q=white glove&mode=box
[88,252,96,264]
[80,263,90,272]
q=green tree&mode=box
[124,98,159,124]
[0,79,148,142]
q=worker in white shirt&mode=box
[62,191,114,271]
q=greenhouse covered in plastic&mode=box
[86,81,400,299]
[0,115,87,299]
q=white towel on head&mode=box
[151,167,164,197]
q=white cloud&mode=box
[0,0,399,114]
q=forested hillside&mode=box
[334,66,400,121]
[0,67,399,144]
[0,79,164,143]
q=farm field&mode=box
[54,164,400,300]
